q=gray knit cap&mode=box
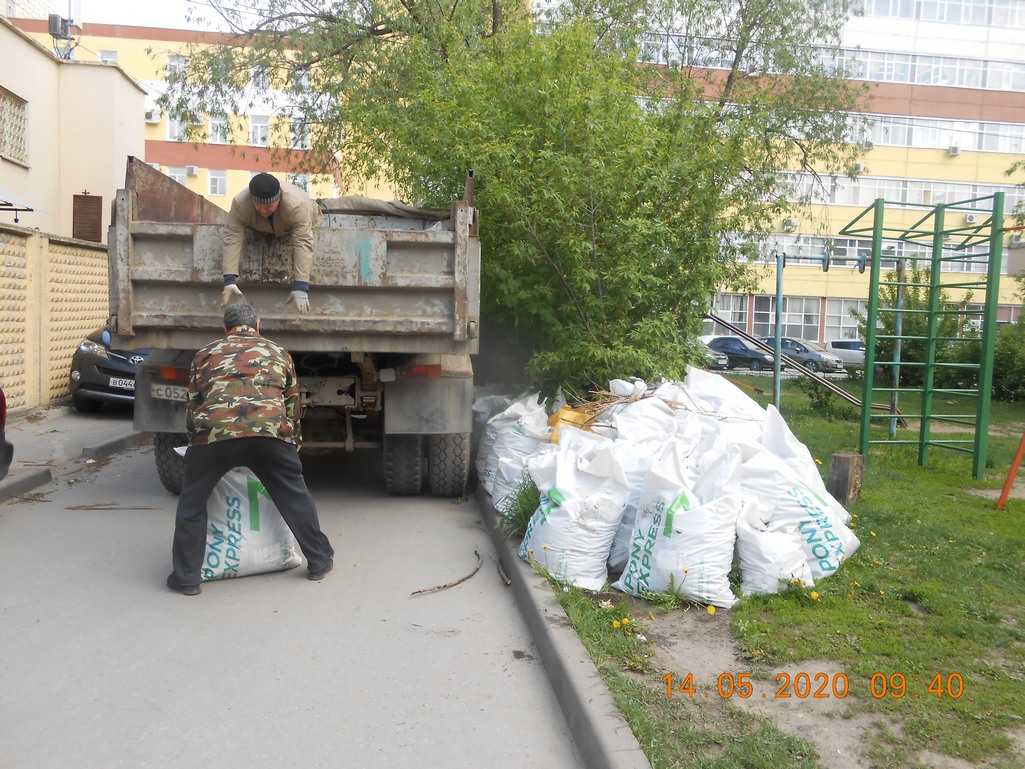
[249,173,282,205]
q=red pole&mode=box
[995,430,1025,510]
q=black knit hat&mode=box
[249,173,282,205]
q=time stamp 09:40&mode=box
[663,672,966,700]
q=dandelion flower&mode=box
[707,605,717,616]
[853,581,860,587]
[870,531,876,537]
[879,589,886,596]
[847,593,854,599]
[622,617,631,625]
[648,612,655,621]
[810,591,820,601]
[815,458,823,465]
[613,620,621,629]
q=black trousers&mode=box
[169,437,334,586]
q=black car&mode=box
[0,383,12,480]
[701,343,730,370]
[705,336,782,371]
[69,329,151,412]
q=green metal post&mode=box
[859,199,886,456]
[974,193,1003,477]
[919,205,946,466]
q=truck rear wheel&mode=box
[384,434,423,495]
[154,431,188,495]
[428,433,471,497]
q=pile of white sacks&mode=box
[475,367,860,608]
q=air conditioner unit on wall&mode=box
[144,109,160,124]
[948,145,961,157]
[185,165,199,176]
[860,139,874,151]
[782,217,797,232]
[965,213,979,224]
[851,162,865,173]
[1009,233,1025,249]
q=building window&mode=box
[249,115,269,147]
[251,65,270,90]
[289,173,309,191]
[167,54,186,76]
[0,86,28,165]
[167,167,187,184]
[291,119,310,150]
[98,50,118,64]
[209,115,228,144]
[824,298,867,340]
[168,119,187,142]
[209,170,227,196]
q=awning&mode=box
[0,186,42,223]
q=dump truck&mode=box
[108,157,479,496]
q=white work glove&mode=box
[286,289,310,314]
[220,283,244,308]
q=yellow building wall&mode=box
[0,225,108,413]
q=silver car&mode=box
[759,337,846,373]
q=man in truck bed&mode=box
[220,173,320,314]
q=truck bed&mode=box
[108,157,480,354]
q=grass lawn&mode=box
[523,373,1025,769]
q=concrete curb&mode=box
[0,468,54,503]
[0,429,147,504]
[476,487,652,769]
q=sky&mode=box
[61,0,224,30]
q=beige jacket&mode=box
[222,181,322,284]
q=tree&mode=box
[161,0,868,394]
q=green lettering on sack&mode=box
[246,474,271,532]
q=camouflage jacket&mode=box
[186,325,301,446]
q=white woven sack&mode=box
[475,392,544,483]
[202,467,302,581]
[736,498,814,596]
[613,437,741,608]
[739,451,860,579]
[519,444,628,591]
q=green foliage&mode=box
[794,376,860,420]
[497,475,540,539]
[993,316,1025,401]
[161,0,867,393]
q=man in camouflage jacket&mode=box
[166,302,334,595]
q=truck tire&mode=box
[384,434,423,495]
[428,433,471,497]
[154,431,188,495]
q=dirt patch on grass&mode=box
[636,604,881,769]
[628,603,1008,769]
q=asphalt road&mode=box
[0,409,584,769]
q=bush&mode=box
[993,321,1025,401]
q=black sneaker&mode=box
[308,561,333,581]
[166,574,201,596]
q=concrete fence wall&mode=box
[0,223,109,415]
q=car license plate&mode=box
[151,383,188,402]
[109,377,135,391]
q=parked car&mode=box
[705,336,781,371]
[759,337,846,373]
[701,343,730,370]
[69,329,151,412]
[824,339,866,370]
[0,383,12,480]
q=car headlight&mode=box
[78,340,109,359]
